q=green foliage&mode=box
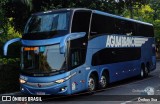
[3,0,147,32]
[153,20,160,38]
[133,5,154,22]
[0,18,21,44]
[155,20,160,53]
[149,0,160,20]
[2,0,31,32]
[0,58,19,65]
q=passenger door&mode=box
[69,49,86,93]
[69,10,92,93]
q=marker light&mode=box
[19,79,26,84]
[24,47,38,51]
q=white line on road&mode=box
[120,98,138,104]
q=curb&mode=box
[0,91,21,96]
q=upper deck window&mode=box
[23,11,71,40]
[71,10,91,33]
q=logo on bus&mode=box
[37,83,42,88]
[106,35,148,48]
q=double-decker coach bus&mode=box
[4,8,156,95]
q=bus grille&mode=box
[25,81,56,88]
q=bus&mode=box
[4,8,156,95]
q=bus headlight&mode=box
[19,79,26,84]
[55,72,76,84]
[55,79,65,83]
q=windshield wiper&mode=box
[50,69,65,73]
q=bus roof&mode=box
[32,8,153,26]
[32,8,91,15]
[93,10,153,26]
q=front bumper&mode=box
[20,80,71,95]
[20,77,71,95]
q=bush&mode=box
[0,58,20,65]
[0,64,20,94]
[0,58,20,94]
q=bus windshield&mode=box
[23,11,71,39]
[21,44,66,74]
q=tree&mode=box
[0,0,22,44]
[149,0,160,20]
[1,0,150,32]
[2,0,32,32]
[148,0,160,44]
[120,0,148,18]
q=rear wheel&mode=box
[100,72,108,89]
[140,66,148,78]
[144,66,149,77]
[140,67,144,78]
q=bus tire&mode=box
[146,63,151,74]
[100,72,108,89]
[144,66,149,77]
[88,74,97,92]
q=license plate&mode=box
[36,92,46,95]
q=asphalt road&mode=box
[1,61,160,104]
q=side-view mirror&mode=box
[4,38,21,56]
[60,32,86,54]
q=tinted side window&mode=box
[114,19,136,36]
[91,14,138,36]
[91,14,115,36]
[69,48,86,69]
[123,21,136,36]
[115,19,124,34]
[72,11,91,32]
[136,24,154,37]
[92,48,141,66]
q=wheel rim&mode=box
[141,68,144,77]
[145,67,148,75]
[100,75,107,88]
[88,77,95,91]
